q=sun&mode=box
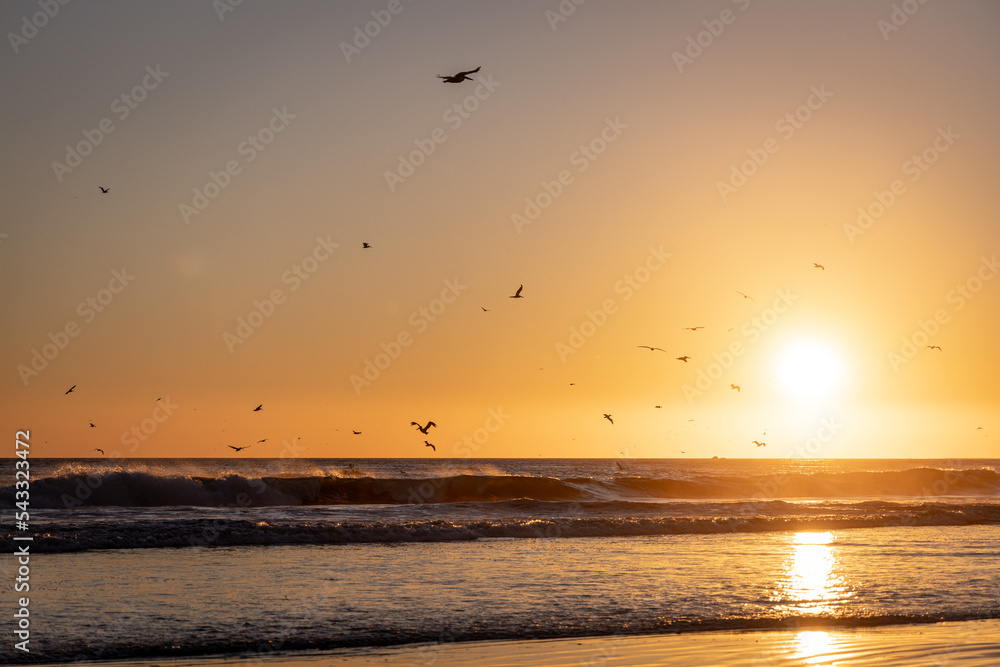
[776,340,846,402]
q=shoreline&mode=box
[32,619,1000,667]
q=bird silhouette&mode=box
[253,404,263,411]
[89,422,96,428]
[730,384,741,392]
[99,186,109,193]
[424,441,436,451]
[94,448,104,455]
[735,291,756,303]
[352,430,362,435]
[257,438,267,443]
[813,263,825,270]
[411,421,437,435]
[228,445,250,452]
[437,66,480,83]
[616,461,624,471]
[682,327,705,331]
[753,440,766,447]
[637,345,666,352]
[481,306,491,311]
[654,405,661,409]
[976,426,983,430]
[65,385,76,394]
[509,284,524,298]
[362,242,371,248]
[927,346,942,351]
[676,356,691,362]
[603,414,614,424]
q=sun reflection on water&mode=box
[774,531,850,615]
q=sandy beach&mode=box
[87,620,1000,667]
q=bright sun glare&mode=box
[777,341,846,402]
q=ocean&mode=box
[2,458,998,663]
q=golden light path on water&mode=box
[773,531,853,616]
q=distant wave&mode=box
[3,467,997,509]
[5,502,1000,553]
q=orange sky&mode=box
[2,0,998,458]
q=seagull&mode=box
[682,327,704,331]
[753,440,766,447]
[228,445,251,452]
[352,431,362,435]
[603,414,614,424]
[736,291,756,303]
[481,307,491,312]
[253,404,263,411]
[65,385,76,394]
[362,242,371,248]
[257,439,267,443]
[94,448,104,455]
[676,356,691,362]
[99,186,109,193]
[654,405,661,409]
[437,66,480,83]
[509,284,524,299]
[637,345,666,352]
[616,461,624,471]
[89,422,96,428]
[976,426,983,430]
[927,346,942,351]
[411,421,437,435]
[730,384,741,392]
[424,441,436,451]
[813,263,825,270]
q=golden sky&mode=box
[2,0,998,458]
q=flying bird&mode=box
[94,448,104,455]
[481,306,491,312]
[99,186,109,193]
[735,291,756,303]
[424,441,436,451]
[753,440,766,447]
[437,66,480,83]
[257,439,267,443]
[813,263,825,270]
[228,445,251,452]
[730,384,741,392]
[676,356,691,362]
[682,327,704,331]
[352,431,362,435]
[362,242,371,248]
[411,421,437,435]
[603,414,614,424]
[509,284,524,298]
[927,346,942,351]
[976,427,983,430]
[89,422,96,428]
[65,385,76,394]
[637,346,666,352]
[253,404,263,411]
[654,405,661,409]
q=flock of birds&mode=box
[73,68,970,459]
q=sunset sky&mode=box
[2,0,998,459]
